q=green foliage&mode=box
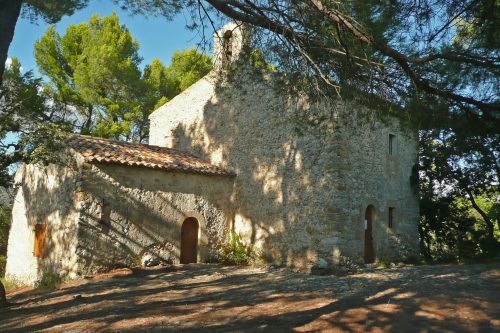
[112,0,183,19]
[219,231,253,265]
[0,57,69,187]
[34,13,144,141]
[34,15,211,142]
[21,0,90,23]
[419,190,499,262]
[35,271,62,290]
[419,128,499,261]
[0,277,21,291]
[457,194,500,241]
[167,48,212,92]
[21,0,185,24]
[143,58,176,105]
[248,49,276,71]
[154,96,169,110]
[376,256,391,269]
[133,255,143,267]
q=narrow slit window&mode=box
[388,207,394,228]
[100,199,110,224]
[34,224,47,258]
[389,134,396,155]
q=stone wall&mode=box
[6,159,234,282]
[149,67,419,268]
[330,107,420,262]
[5,164,80,285]
[74,163,234,274]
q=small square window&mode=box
[388,207,394,228]
[389,134,396,155]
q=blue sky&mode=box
[8,0,206,75]
[4,0,210,157]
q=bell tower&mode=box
[213,22,250,70]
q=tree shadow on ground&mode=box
[0,262,498,332]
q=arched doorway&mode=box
[364,205,375,263]
[180,217,198,264]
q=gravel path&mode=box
[0,262,499,332]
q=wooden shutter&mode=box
[34,224,47,258]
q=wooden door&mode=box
[364,206,375,263]
[34,224,47,258]
[180,217,198,264]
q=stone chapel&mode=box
[5,23,419,284]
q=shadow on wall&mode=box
[13,163,170,278]
[74,164,233,274]
[13,164,80,277]
[169,68,414,268]
[169,69,344,268]
[77,170,182,271]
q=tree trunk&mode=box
[81,105,93,134]
[0,280,6,307]
[466,190,497,247]
[0,2,22,304]
[0,0,23,83]
[418,223,432,260]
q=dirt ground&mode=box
[0,262,499,332]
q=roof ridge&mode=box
[68,134,205,156]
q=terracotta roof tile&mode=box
[66,134,234,177]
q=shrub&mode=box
[376,256,391,269]
[219,231,253,265]
[0,277,21,291]
[35,271,62,290]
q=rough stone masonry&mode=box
[6,22,419,285]
[149,23,420,268]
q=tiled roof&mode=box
[66,134,234,177]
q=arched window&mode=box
[222,30,233,65]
